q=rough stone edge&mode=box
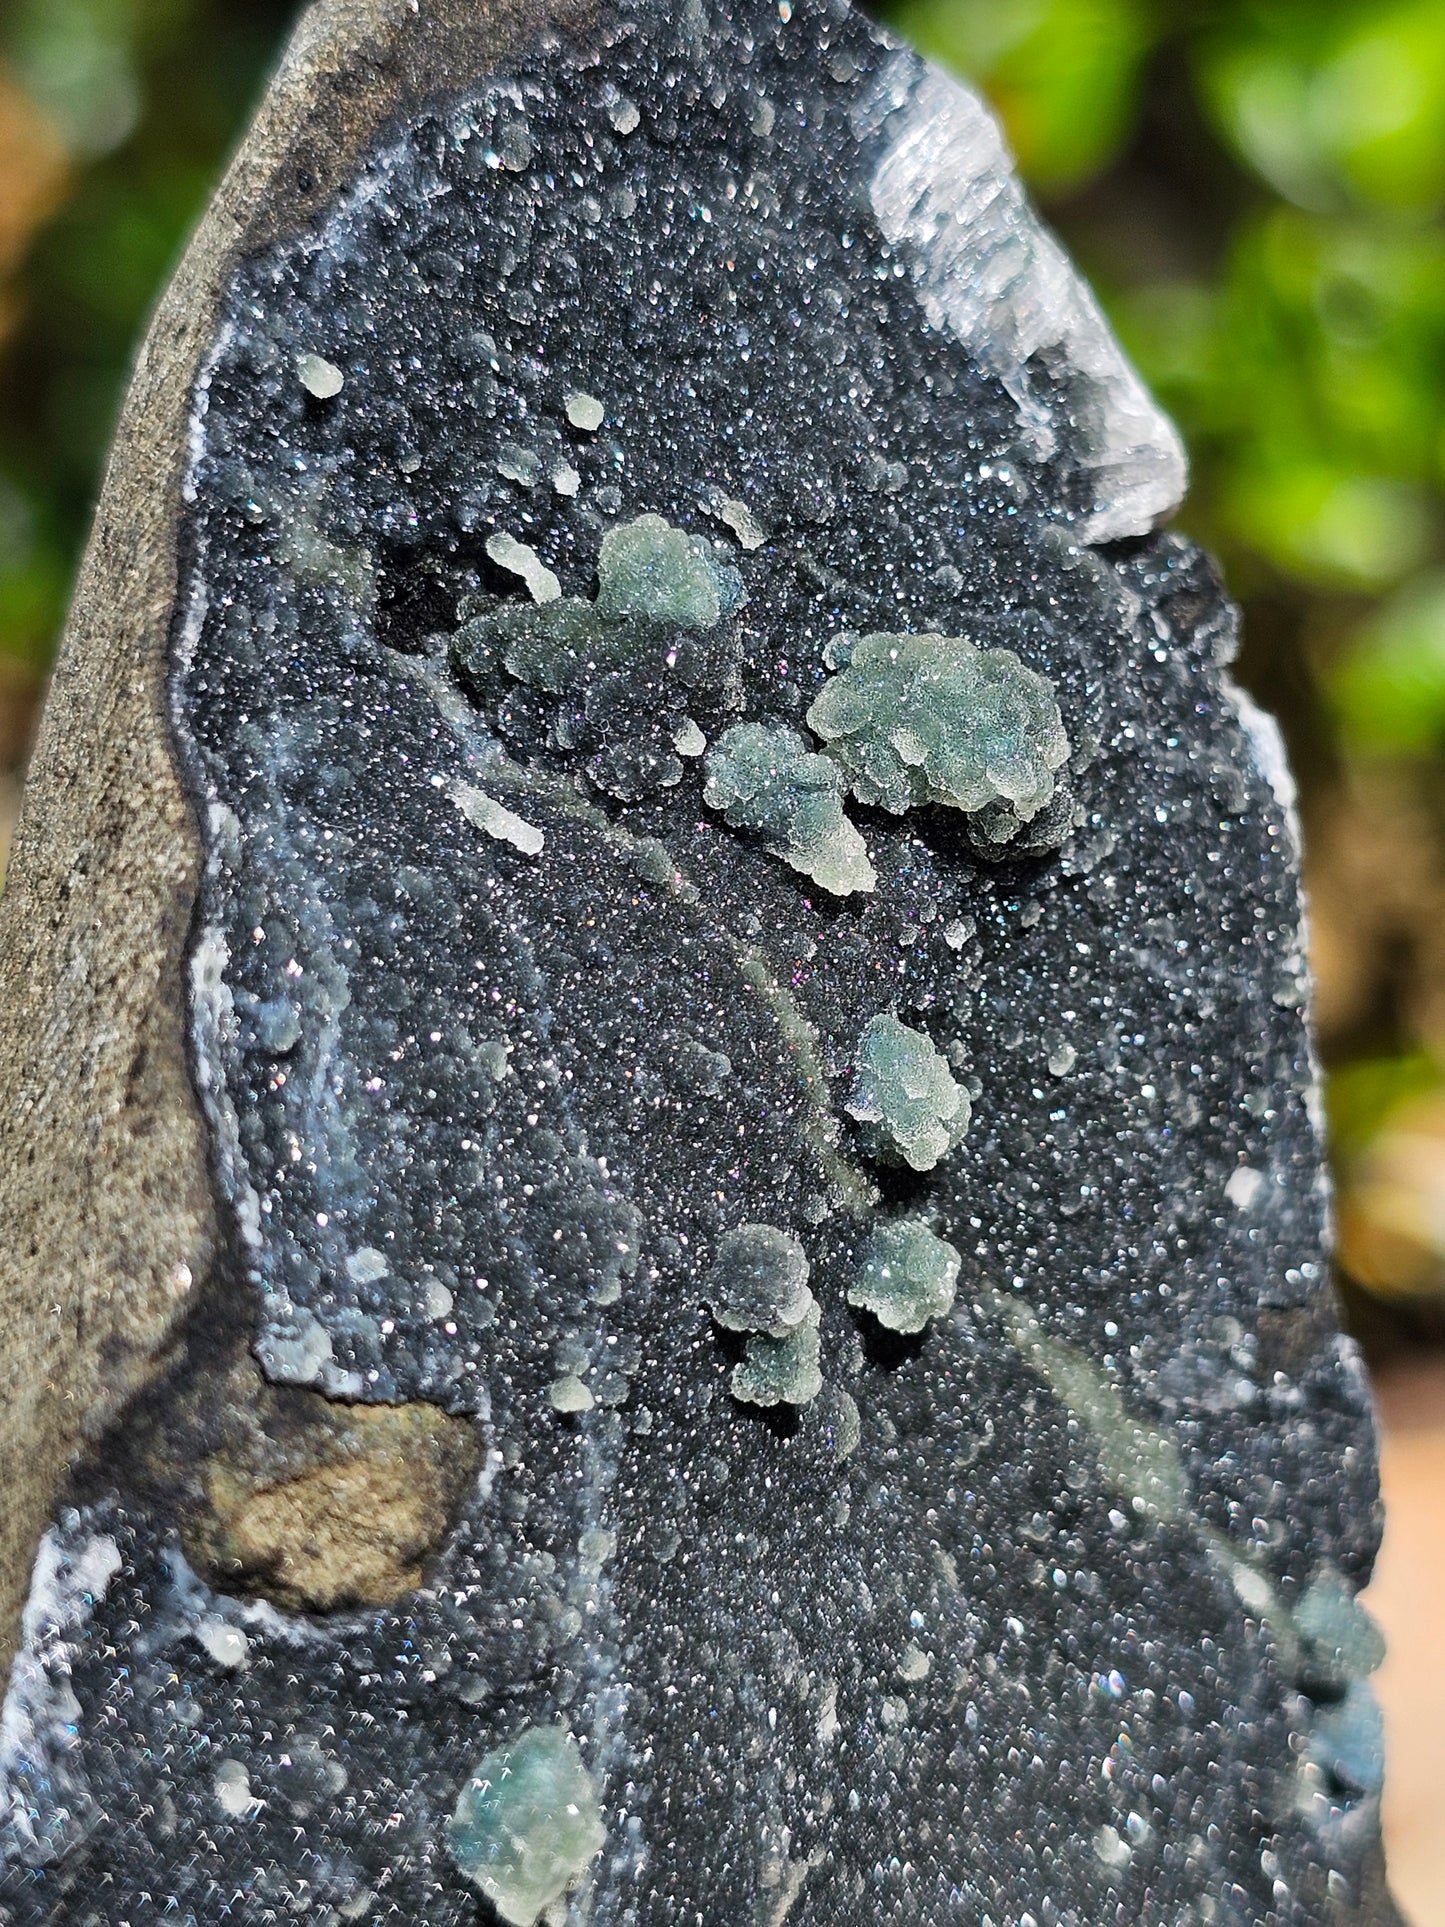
[0,0,595,1683]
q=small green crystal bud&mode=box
[846,1013,968,1172]
[446,1725,606,1926]
[850,1220,961,1334]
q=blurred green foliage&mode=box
[0,0,295,670]
[892,0,1153,193]
[4,0,1445,1315]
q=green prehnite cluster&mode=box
[806,631,1070,843]
[1295,1571,1387,1689]
[446,1725,606,1927]
[706,1223,813,1334]
[456,512,744,693]
[593,513,740,627]
[846,1013,969,1172]
[849,1219,962,1333]
[705,1223,823,1407]
[702,722,876,896]
[732,1303,823,1408]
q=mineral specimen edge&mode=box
[0,0,1404,1924]
[0,0,600,1691]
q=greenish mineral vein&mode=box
[702,721,875,896]
[845,1012,968,1172]
[848,1219,961,1333]
[805,631,1069,841]
[994,1287,1389,1762]
[993,1290,1189,1526]
[446,1725,606,1927]
[445,729,874,1214]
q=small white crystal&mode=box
[485,531,561,603]
[496,444,542,486]
[717,497,766,550]
[548,1374,594,1414]
[213,1760,255,1817]
[196,1618,250,1669]
[451,780,545,856]
[565,390,605,432]
[1225,1165,1264,1210]
[424,1279,455,1319]
[297,352,344,399]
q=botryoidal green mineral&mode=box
[806,630,1070,844]
[845,1012,969,1171]
[1307,1679,1387,1798]
[702,721,875,896]
[446,1724,606,1927]
[848,1218,961,1334]
[457,511,745,694]
[704,1223,823,1407]
[593,512,740,627]
[705,1223,814,1335]
[731,1303,823,1407]
[1294,1572,1388,1690]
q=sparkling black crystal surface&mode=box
[0,0,1392,1921]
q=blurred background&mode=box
[0,0,1440,1915]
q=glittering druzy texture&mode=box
[0,0,1395,1922]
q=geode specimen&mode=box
[0,0,1400,1921]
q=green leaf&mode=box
[1197,0,1445,214]
[889,0,1154,195]
[1327,1052,1444,1169]
[1331,570,1445,752]
[1224,465,1433,591]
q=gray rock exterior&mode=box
[0,0,1399,1922]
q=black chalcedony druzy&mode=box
[0,0,1392,1921]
